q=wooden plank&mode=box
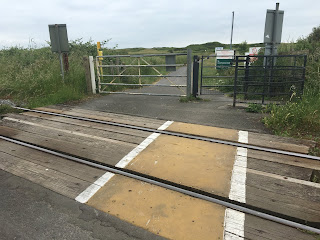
[0,126,135,166]
[36,107,165,129]
[247,157,313,181]
[244,214,319,240]
[0,140,104,183]
[248,150,320,170]
[249,132,315,149]
[247,168,320,189]
[0,151,92,199]
[246,171,320,203]
[20,112,151,139]
[249,136,310,154]
[246,172,320,222]
[4,113,146,145]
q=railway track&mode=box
[1,107,319,234]
[12,107,320,162]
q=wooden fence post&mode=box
[83,56,92,94]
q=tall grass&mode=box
[0,39,111,107]
[263,26,320,146]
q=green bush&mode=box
[263,25,320,142]
[263,93,320,138]
[246,103,263,113]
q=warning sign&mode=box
[249,47,262,62]
[216,50,235,69]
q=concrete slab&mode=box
[88,175,226,240]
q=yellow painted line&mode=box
[88,122,238,239]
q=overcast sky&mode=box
[0,0,319,49]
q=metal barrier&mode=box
[198,54,307,106]
[96,52,192,97]
[233,55,307,106]
[199,54,237,95]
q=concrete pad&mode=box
[88,123,237,239]
[88,175,226,240]
[127,134,236,196]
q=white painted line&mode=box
[3,117,132,146]
[75,120,173,203]
[238,130,248,144]
[157,120,174,130]
[229,147,247,203]
[224,209,245,239]
[224,130,248,240]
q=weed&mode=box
[0,105,21,115]
[179,96,207,103]
[246,103,264,113]
[310,170,320,183]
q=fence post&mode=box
[95,57,101,93]
[89,56,96,94]
[192,55,199,97]
[233,56,239,107]
[83,56,92,94]
[301,55,307,96]
[200,56,204,95]
[262,56,268,104]
[187,49,192,97]
[244,56,250,100]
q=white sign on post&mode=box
[249,47,262,62]
[216,50,235,68]
[249,47,262,55]
[215,47,224,53]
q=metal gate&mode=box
[96,52,192,97]
[199,54,236,96]
[199,54,307,106]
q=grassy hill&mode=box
[114,41,264,55]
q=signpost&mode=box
[263,3,284,57]
[216,50,235,69]
[48,24,69,80]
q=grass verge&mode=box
[0,105,22,116]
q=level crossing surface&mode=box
[0,107,319,239]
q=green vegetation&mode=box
[0,105,21,116]
[263,26,320,152]
[0,39,104,107]
[115,41,263,56]
[238,41,249,55]
[246,103,264,113]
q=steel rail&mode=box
[0,135,319,234]
[13,107,320,161]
